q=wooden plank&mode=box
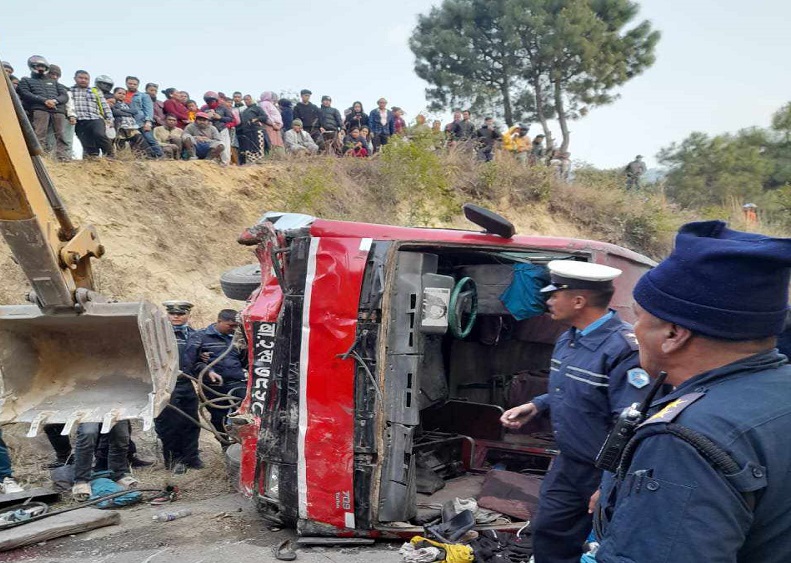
[0,507,119,551]
[0,488,60,509]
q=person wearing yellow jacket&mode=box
[502,123,531,163]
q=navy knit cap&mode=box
[634,220,791,341]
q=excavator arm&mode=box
[0,68,178,435]
[0,66,102,312]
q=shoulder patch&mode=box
[619,330,639,351]
[627,368,650,389]
[641,392,706,426]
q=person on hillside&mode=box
[318,95,344,143]
[125,76,163,159]
[528,134,546,166]
[625,155,646,190]
[392,107,407,136]
[258,91,285,157]
[278,98,294,134]
[186,99,199,124]
[502,123,531,164]
[451,109,476,146]
[238,95,269,164]
[410,113,429,133]
[284,119,318,156]
[343,127,369,157]
[17,55,71,160]
[444,109,462,146]
[476,116,500,162]
[2,61,13,76]
[155,301,203,473]
[163,91,191,129]
[183,309,248,448]
[111,87,148,155]
[201,91,234,165]
[344,101,369,133]
[359,125,374,155]
[94,75,114,100]
[45,65,76,160]
[293,89,322,144]
[153,114,184,159]
[549,150,571,181]
[368,98,395,153]
[71,70,114,158]
[742,203,758,224]
[146,83,166,127]
[182,112,224,162]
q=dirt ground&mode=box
[1,425,404,562]
[0,493,403,563]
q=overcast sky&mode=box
[2,0,789,168]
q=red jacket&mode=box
[163,99,190,129]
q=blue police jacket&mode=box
[182,323,247,384]
[531,311,648,464]
[597,350,791,563]
[172,324,196,372]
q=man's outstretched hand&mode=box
[500,403,539,430]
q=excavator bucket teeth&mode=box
[0,301,178,433]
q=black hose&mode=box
[177,329,247,443]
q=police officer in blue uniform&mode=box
[501,260,656,563]
[154,301,203,473]
[596,221,791,562]
[182,309,247,448]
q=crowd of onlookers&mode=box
[3,55,570,176]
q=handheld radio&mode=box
[595,370,668,472]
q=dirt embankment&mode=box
[0,160,285,325]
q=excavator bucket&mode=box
[0,300,178,435]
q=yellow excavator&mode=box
[0,67,178,439]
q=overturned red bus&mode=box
[224,206,655,537]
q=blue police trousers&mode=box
[533,454,602,563]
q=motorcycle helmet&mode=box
[27,55,49,73]
[94,75,114,91]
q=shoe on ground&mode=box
[72,482,92,501]
[115,476,139,489]
[1,477,24,494]
[45,458,72,469]
[173,462,187,475]
[185,458,204,470]
[129,455,154,468]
